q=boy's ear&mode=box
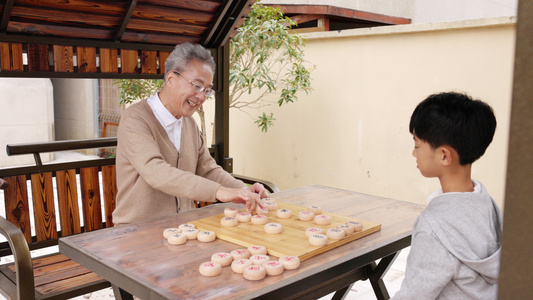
[438,146,454,166]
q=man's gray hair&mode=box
[164,43,216,81]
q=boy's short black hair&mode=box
[409,92,497,165]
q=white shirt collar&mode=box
[147,93,183,151]
[147,93,181,127]
[426,179,481,205]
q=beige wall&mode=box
[229,17,516,208]
[0,78,54,167]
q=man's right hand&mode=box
[215,186,266,213]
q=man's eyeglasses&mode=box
[173,71,215,97]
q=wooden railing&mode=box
[0,137,278,299]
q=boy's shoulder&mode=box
[419,182,502,236]
[426,180,496,210]
[424,190,491,218]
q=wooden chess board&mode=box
[190,201,381,261]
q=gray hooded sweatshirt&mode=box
[392,180,502,300]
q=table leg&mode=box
[112,284,134,300]
[328,251,402,300]
[330,283,354,300]
[366,251,401,300]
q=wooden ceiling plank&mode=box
[7,21,114,41]
[121,31,201,45]
[126,18,206,36]
[0,0,15,33]
[10,4,213,32]
[10,6,121,28]
[138,0,221,13]
[12,0,127,16]
[0,42,23,71]
[114,0,139,42]
[134,3,213,25]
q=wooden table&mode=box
[59,185,424,300]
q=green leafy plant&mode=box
[114,3,314,135]
[230,3,315,132]
[254,112,276,132]
[114,79,163,105]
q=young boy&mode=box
[392,92,503,300]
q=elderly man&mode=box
[113,43,268,225]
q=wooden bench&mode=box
[0,138,279,300]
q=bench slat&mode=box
[31,173,58,241]
[7,254,85,285]
[36,270,107,297]
[4,253,108,297]
[56,169,82,237]
[34,260,90,286]
[102,165,116,228]
[27,253,71,269]
[3,175,32,243]
[80,167,103,232]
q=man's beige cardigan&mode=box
[112,100,245,225]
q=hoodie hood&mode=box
[423,181,503,284]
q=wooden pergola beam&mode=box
[267,4,411,25]
[113,0,138,42]
[0,0,15,33]
[203,0,254,48]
